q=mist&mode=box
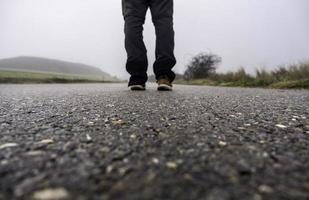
[1,0,309,78]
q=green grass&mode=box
[176,62,309,89]
[0,70,116,84]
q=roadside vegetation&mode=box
[175,53,309,89]
[0,70,117,84]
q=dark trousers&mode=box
[122,0,176,85]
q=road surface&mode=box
[0,83,309,200]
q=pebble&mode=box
[152,158,159,164]
[33,188,69,200]
[26,151,45,156]
[87,121,94,126]
[218,141,227,147]
[112,120,126,125]
[275,124,287,129]
[86,134,92,142]
[130,134,137,139]
[100,147,110,154]
[166,161,177,169]
[38,139,54,144]
[258,185,273,193]
[253,194,263,200]
[0,143,19,150]
[197,142,204,147]
[1,160,9,165]
[118,167,130,176]
[106,165,113,174]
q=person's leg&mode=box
[122,0,149,86]
[149,0,176,82]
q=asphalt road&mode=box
[0,83,309,200]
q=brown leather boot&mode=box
[157,76,173,91]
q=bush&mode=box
[184,53,222,80]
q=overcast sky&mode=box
[1,0,309,78]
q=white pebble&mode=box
[130,134,137,139]
[166,161,177,169]
[33,188,69,200]
[0,143,19,150]
[218,141,227,147]
[86,134,92,141]
[39,139,54,144]
[275,124,287,129]
[152,158,159,164]
[258,185,273,193]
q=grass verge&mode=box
[176,62,309,89]
[0,70,117,84]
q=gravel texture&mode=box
[0,83,309,200]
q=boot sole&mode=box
[157,84,173,91]
[129,85,146,91]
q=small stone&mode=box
[197,142,204,147]
[87,121,94,126]
[106,165,113,174]
[253,194,263,200]
[100,147,110,153]
[183,173,194,181]
[152,158,159,164]
[0,143,19,150]
[166,161,177,169]
[275,124,287,129]
[26,151,45,156]
[112,120,126,125]
[1,160,9,165]
[130,134,137,139]
[258,185,273,193]
[294,128,303,132]
[262,152,269,158]
[244,124,251,127]
[118,167,130,176]
[33,188,69,200]
[38,139,54,144]
[86,134,92,142]
[218,141,227,147]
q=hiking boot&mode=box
[157,76,173,91]
[129,84,146,91]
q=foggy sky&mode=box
[1,0,309,78]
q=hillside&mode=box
[0,56,117,81]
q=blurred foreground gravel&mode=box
[0,83,309,200]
